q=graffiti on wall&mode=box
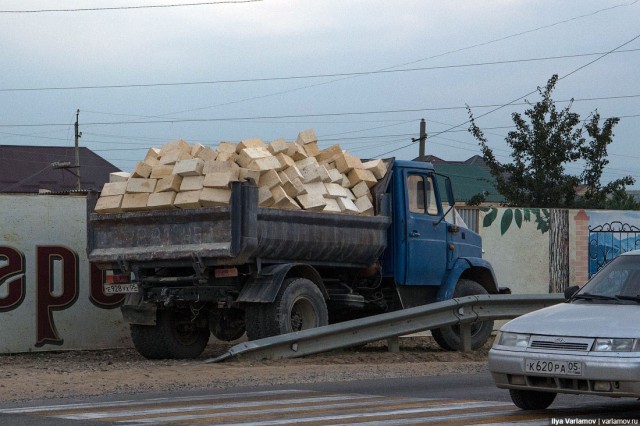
[482,207,570,293]
[482,208,551,235]
[0,244,124,348]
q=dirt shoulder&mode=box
[0,337,490,403]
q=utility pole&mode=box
[418,118,427,161]
[74,109,81,190]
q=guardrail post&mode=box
[387,336,399,353]
[460,323,472,352]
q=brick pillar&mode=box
[573,210,590,286]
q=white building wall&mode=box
[0,194,130,353]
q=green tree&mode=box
[577,113,638,209]
[466,192,487,206]
[468,74,635,209]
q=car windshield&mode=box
[578,255,640,302]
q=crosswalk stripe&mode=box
[55,395,394,421]
[0,389,559,425]
[0,389,302,414]
[105,399,514,425]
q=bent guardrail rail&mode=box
[207,294,565,363]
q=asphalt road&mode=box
[1,372,638,425]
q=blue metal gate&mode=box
[588,221,640,276]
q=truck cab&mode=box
[385,160,495,301]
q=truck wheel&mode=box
[257,278,328,339]
[509,389,556,410]
[272,278,328,335]
[210,308,246,342]
[130,323,170,360]
[130,310,210,359]
[431,279,494,351]
[245,304,268,341]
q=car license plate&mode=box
[525,359,582,376]
[104,283,139,294]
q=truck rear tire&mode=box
[130,309,210,359]
[210,308,246,342]
[431,279,494,351]
[130,323,170,359]
[246,278,328,340]
[245,304,269,341]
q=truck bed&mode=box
[87,182,391,269]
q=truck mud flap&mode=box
[121,293,157,325]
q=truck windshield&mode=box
[579,255,640,300]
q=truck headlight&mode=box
[593,338,639,352]
[496,331,530,348]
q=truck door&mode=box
[403,173,448,285]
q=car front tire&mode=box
[509,388,557,410]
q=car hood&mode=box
[501,302,640,338]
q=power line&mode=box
[0,165,52,192]
[3,112,638,155]
[31,0,632,134]
[2,94,639,128]
[81,113,414,125]
[2,49,639,93]
[319,119,417,139]
[76,1,638,124]
[376,32,640,157]
[365,137,640,179]
[383,0,640,72]
[135,0,640,120]
[0,1,262,14]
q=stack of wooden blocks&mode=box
[95,129,388,216]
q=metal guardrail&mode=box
[207,294,565,363]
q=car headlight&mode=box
[592,338,639,352]
[496,331,530,348]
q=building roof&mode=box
[414,155,504,203]
[0,146,120,193]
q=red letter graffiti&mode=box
[0,246,26,312]
[36,246,79,347]
[89,263,125,308]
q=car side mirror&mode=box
[564,285,580,300]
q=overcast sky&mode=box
[1,0,639,188]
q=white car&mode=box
[488,250,640,410]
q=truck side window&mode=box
[407,175,438,215]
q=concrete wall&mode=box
[0,194,130,353]
[2,196,638,353]
[479,208,550,294]
[478,207,640,295]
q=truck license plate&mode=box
[104,283,139,294]
[525,359,582,376]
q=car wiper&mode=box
[572,292,619,301]
[615,294,640,303]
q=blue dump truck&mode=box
[87,159,500,359]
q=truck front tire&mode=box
[245,277,328,340]
[130,309,210,359]
[431,279,494,351]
